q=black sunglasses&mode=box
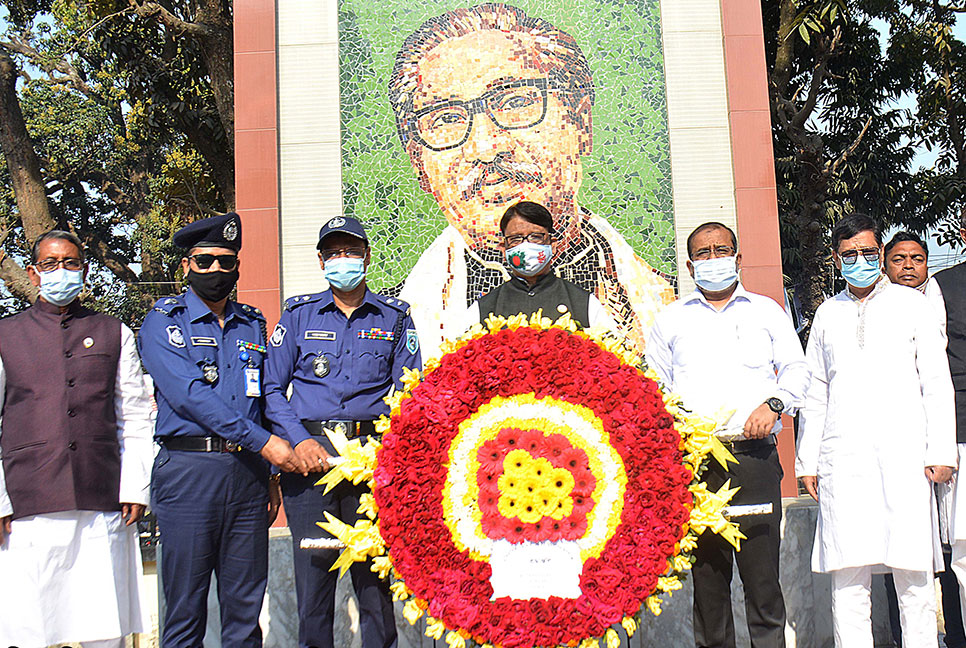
[188,254,238,271]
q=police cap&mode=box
[173,213,242,251]
[317,216,368,250]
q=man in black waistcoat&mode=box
[462,201,616,330]
[0,230,154,648]
[929,214,966,633]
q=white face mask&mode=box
[505,242,553,277]
[39,268,84,306]
[691,256,739,292]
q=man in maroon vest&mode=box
[0,230,154,648]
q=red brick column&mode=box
[722,0,798,497]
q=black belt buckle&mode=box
[163,436,242,453]
[302,419,375,440]
[204,437,241,452]
[328,420,357,439]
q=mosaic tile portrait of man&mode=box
[339,1,676,359]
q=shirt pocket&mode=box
[299,341,337,378]
[357,341,392,384]
[737,325,773,369]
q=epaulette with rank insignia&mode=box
[283,293,325,311]
[239,303,266,321]
[376,294,411,316]
[151,295,187,317]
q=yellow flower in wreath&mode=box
[497,450,575,523]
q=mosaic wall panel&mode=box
[338,0,676,356]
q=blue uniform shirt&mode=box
[263,289,422,447]
[138,289,271,452]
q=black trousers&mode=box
[692,444,786,648]
[282,442,396,648]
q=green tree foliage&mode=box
[766,0,966,327]
[0,0,233,324]
[889,1,966,249]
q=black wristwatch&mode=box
[766,397,784,414]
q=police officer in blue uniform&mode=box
[139,213,302,648]
[264,216,421,648]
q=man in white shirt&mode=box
[647,222,808,648]
[797,213,956,648]
[0,230,154,648]
[884,230,966,648]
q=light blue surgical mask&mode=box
[39,268,84,306]
[325,257,365,291]
[840,256,881,288]
[692,256,739,292]
[505,242,553,277]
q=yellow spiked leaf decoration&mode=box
[315,512,384,577]
[689,479,747,550]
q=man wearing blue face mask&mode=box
[463,201,616,330]
[797,213,956,647]
[0,230,154,648]
[263,215,421,648]
[646,222,808,648]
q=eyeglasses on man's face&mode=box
[692,246,735,261]
[410,78,558,152]
[188,254,239,271]
[839,247,880,266]
[504,232,552,247]
[320,247,367,261]
[34,257,84,272]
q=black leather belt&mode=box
[728,434,777,453]
[160,436,243,453]
[302,419,376,439]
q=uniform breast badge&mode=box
[202,362,219,384]
[313,354,330,378]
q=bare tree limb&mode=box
[0,51,56,243]
[825,116,873,176]
[127,0,210,37]
[791,27,842,130]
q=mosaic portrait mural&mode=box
[339,1,675,357]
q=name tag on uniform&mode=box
[305,330,336,341]
[191,336,218,347]
[245,366,261,397]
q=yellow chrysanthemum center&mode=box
[497,450,575,523]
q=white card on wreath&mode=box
[489,539,582,600]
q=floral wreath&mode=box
[318,312,743,648]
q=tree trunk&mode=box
[0,52,55,243]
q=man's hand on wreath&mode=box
[260,434,304,475]
[295,438,332,474]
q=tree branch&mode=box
[791,27,842,130]
[0,51,56,243]
[75,228,139,284]
[127,0,211,37]
[825,116,873,176]
[1,35,96,100]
